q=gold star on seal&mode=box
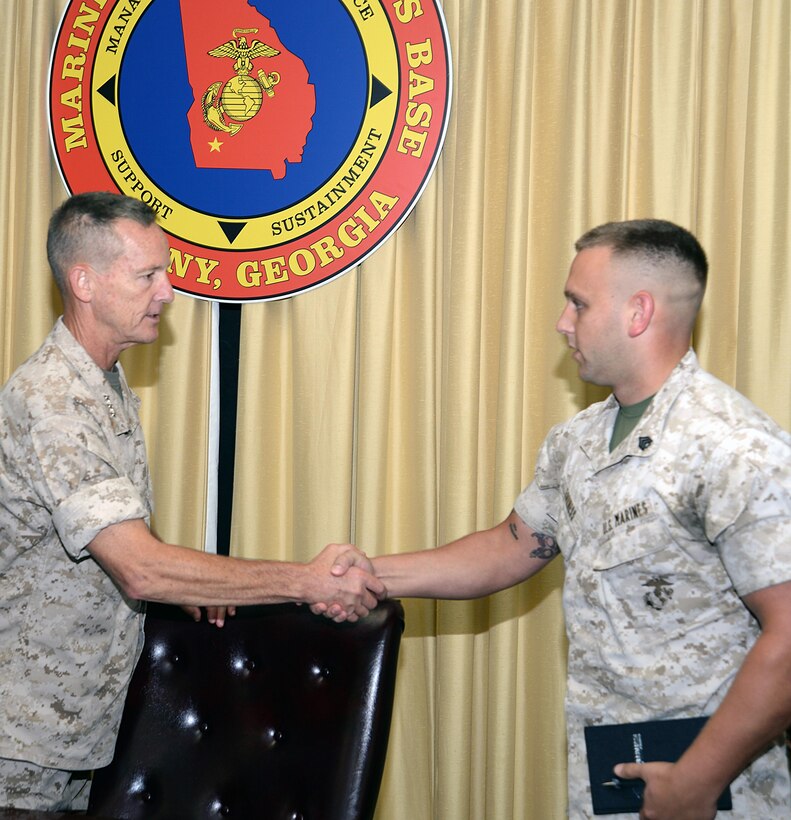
[209,137,223,152]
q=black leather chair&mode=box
[87,600,404,820]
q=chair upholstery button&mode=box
[264,726,284,747]
[310,663,331,682]
[231,654,256,675]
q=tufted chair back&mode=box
[87,600,405,820]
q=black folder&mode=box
[584,716,733,814]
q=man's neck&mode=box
[62,311,119,371]
[613,350,687,406]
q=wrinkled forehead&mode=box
[112,219,171,266]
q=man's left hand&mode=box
[181,605,237,627]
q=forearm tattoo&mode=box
[509,521,560,560]
[530,532,559,560]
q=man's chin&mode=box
[135,329,160,346]
[575,362,601,384]
[141,316,162,340]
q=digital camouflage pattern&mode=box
[0,319,150,769]
[0,757,90,810]
[516,350,791,818]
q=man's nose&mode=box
[158,272,175,303]
[556,302,574,336]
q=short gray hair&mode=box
[47,192,157,294]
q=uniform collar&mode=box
[578,350,699,469]
[52,317,140,436]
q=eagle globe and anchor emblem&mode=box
[201,28,281,136]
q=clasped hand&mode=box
[309,543,384,623]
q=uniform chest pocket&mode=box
[590,519,723,644]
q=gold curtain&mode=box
[3,2,790,819]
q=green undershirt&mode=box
[609,394,654,452]
[104,365,123,398]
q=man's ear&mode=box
[67,264,94,304]
[627,290,654,337]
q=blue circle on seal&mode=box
[118,0,368,218]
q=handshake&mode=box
[304,542,386,623]
[190,542,386,629]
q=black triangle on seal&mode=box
[219,221,246,244]
[97,77,117,106]
[99,77,115,105]
[370,75,392,108]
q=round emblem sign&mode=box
[49,0,451,302]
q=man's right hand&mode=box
[305,543,386,623]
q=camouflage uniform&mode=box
[515,350,791,818]
[0,318,150,772]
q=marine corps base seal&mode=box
[49,0,451,302]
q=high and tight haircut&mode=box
[47,192,158,295]
[575,219,708,293]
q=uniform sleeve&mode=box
[30,414,149,559]
[702,427,791,596]
[514,425,565,539]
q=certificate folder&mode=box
[584,716,733,814]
